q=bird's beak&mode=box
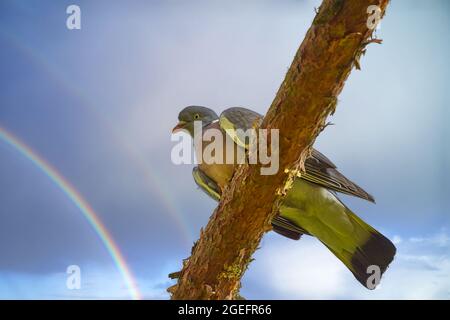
[172,120,187,133]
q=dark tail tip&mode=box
[350,232,396,289]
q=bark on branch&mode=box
[170,0,390,300]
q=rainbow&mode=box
[0,30,194,244]
[0,126,142,300]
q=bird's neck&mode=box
[191,120,220,158]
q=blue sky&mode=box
[0,0,449,299]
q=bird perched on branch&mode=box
[172,105,396,289]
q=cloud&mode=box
[392,235,403,245]
[408,230,450,248]
[0,265,169,300]
[243,235,355,299]
[4,229,449,300]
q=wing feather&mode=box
[219,107,375,202]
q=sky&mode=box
[0,0,449,299]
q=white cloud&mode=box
[243,235,356,299]
[408,230,450,248]
[392,235,403,244]
[259,238,348,299]
[0,265,170,300]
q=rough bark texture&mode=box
[170,0,390,300]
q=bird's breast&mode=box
[199,162,235,191]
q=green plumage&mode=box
[281,179,395,286]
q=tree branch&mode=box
[170,0,390,300]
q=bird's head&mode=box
[172,106,219,137]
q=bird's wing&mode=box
[192,167,221,201]
[219,107,263,149]
[219,107,375,203]
[272,215,310,239]
[303,149,375,203]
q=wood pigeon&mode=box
[173,106,396,289]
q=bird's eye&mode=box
[194,114,200,120]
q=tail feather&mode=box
[319,209,396,289]
[272,224,302,240]
[349,230,396,287]
[280,181,396,289]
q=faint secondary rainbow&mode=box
[0,126,142,300]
